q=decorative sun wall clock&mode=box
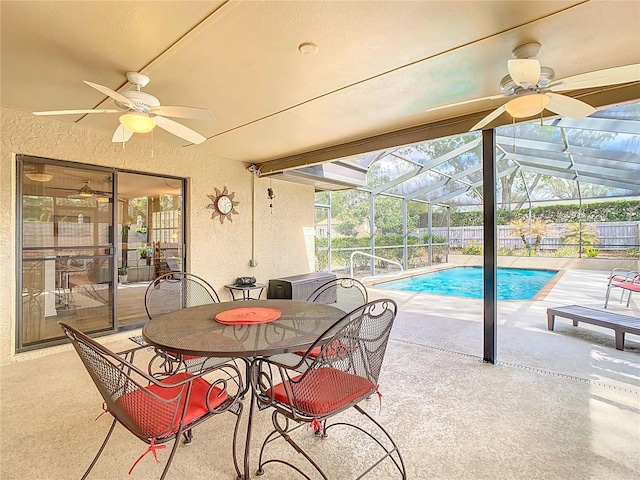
[207,186,239,224]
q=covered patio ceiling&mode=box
[1,1,639,168]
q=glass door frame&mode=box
[15,155,187,352]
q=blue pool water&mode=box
[378,267,558,300]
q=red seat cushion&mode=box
[115,372,227,438]
[269,367,374,417]
[613,282,640,292]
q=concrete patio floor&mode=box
[1,268,639,479]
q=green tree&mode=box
[330,190,370,237]
[335,219,360,237]
[129,197,148,225]
[537,177,610,200]
[374,196,404,234]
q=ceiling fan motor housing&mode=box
[500,66,555,95]
[115,91,160,113]
[125,72,150,88]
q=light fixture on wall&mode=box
[267,187,275,213]
[504,93,550,118]
[78,180,95,197]
[119,112,156,133]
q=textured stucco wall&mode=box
[0,107,315,364]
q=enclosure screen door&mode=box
[315,204,331,272]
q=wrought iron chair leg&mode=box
[256,429,281,474]
[257,459,315,479]
[268,432,328,479]
[324,419,406,479]
[355,404,407,478]
[159,433,183,480]
[81,418,117,480]
[257,412,329,479]
[313,419,328,437]
[229,401,243,480]
[183,429,193,444]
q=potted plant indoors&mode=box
[136,226,148,241]
[137,244,153,258]
[118,266,128,283]
[137,244,153,266]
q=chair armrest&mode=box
[618,272,640,283]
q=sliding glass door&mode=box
[17,156,185,351]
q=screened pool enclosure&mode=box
[301,102,640,278]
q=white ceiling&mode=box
[2,1,639,170]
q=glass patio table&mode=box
[142,299,346,480]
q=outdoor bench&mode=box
[547,305,640,351]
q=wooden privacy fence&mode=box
[426,221,639,251]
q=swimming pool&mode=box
[377,266,558,300]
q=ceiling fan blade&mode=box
[149,105,214,121]
[469,104,507,131]
[84,80,136,109]
[426,94,505,113]
[545,92,596,119]
[154,116,207,144]
[549,64,640,92]
[33,109,118,116]
[111,124,134,143]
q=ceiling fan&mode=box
[425,42,640,131]
[33,72,213,144]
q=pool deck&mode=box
[368,266,640,389]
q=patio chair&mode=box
[250,299,406,479]
[605,269,640,308]
[144,271,221,319]
[58,322,243,480]
[287,277,369,361]
[307,277,368,314]
[137,272,233,379]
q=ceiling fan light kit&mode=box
[505,93,550,118]
[78,181,94,197]
[119,112,155,133]
[25,173,53,182]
